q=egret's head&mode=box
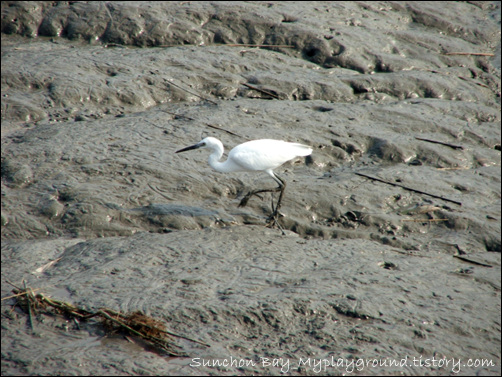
[175,137,221,153]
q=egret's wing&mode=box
[229,140,312,171]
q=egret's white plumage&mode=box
[176,137,312,225]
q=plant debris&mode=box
[3,280,210,357]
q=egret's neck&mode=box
[207,141,234,173]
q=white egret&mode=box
[175,137,312,225]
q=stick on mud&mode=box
[355,172,462,206]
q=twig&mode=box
[156,44,294,48]
[224,44,294,48]
[37,295,93,318]
[157,329,211,347]
[164,79,218,105]
[99,310,149,338]
[4,280,22,290]
[415,137,464,150]
[401,218,448,222]
[102,308,209,347]
[241,83,279,99]
[444,52,494,56]
[458,76,490,88]
[2,287,43,301]
[97,309,185,355]
[453,254,493,267]
[161,110,245,139]
[355,172,462,206]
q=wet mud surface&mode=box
[1,1,501,375]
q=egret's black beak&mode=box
[175,142,204,153]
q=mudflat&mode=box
[1,2,500,375]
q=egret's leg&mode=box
[266,185,286,235]
[239,173,287,234]
[238,186,281,208]
[271,175,286,214]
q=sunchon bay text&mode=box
[190,355,496,374]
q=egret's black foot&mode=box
[238,192,263,207]
[266,211,285,234]
[238,194,251,208]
